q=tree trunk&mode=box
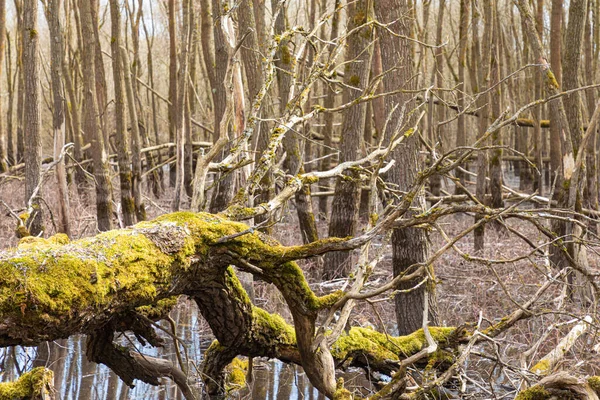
[374,0,439,335]
[0,0,5,172]
[549,0,563,186]
[474,0,488,252]
[455,0,470,193]
[121,47,146,222]
[322,0,373,280]
[489,2,504,211]
[79,0,114,232]
[23,0,42,236]
[109,0,135,228]
[318,0,341,219]
[209,0,234,213]
[168,0,177,188]
[46,0,70,236]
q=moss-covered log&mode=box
[0,367,55,400]
[0,211,464,399]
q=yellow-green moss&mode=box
[333,378,352,400]
[588,376,600,394]
[349,75,360,86]
[251,307,296,344]
[0,367,54,399]
[280,44,292,65]
[546,70,559,89]
[531,359,551,375]
[514,385,551,400]
[331,326,455,362]
[225,357,248,393]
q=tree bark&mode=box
[109,0,135,228]
[79,0,114,232]
[322,0,373,280]
[46,0,71,236]
[23,0,42,236]
[374,0,439,335]
[209,0,235,213]
[549,0,563,185]
[455,0,471,193]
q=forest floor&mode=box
[0,175,599,399]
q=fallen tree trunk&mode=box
[0,211,464,398]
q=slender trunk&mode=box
[550,0,563,184]
[15,0,24,165]
[474,0,489,252]
[318,0,341,218]
[141,2,164,198]
[533,0,545,195]
[489,3,503,211]
[584,1,598,217]
[23,0,42,235]
[429,0,445,197]
[168,0,177,187]
[0,0,5,172]
[208,0,233,213]
[47,0,70,236]
[121,47,146,221]
[6,30,14,167]
[455,0,470,193]
[172,0,192,211]
[109,0,135,227]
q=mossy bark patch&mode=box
[0,367,55,400]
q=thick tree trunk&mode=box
[79,0,114,232]
[322,0,373,280]
[374,0,439,335]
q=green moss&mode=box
[0,367,54,399]
[514,385,551,400]
[225,357,248,393]
[349,75,360,86]
[588,376,600,394]
[251,306,296,344]
[331,326,455,362]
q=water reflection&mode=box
[0,298,330,399]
